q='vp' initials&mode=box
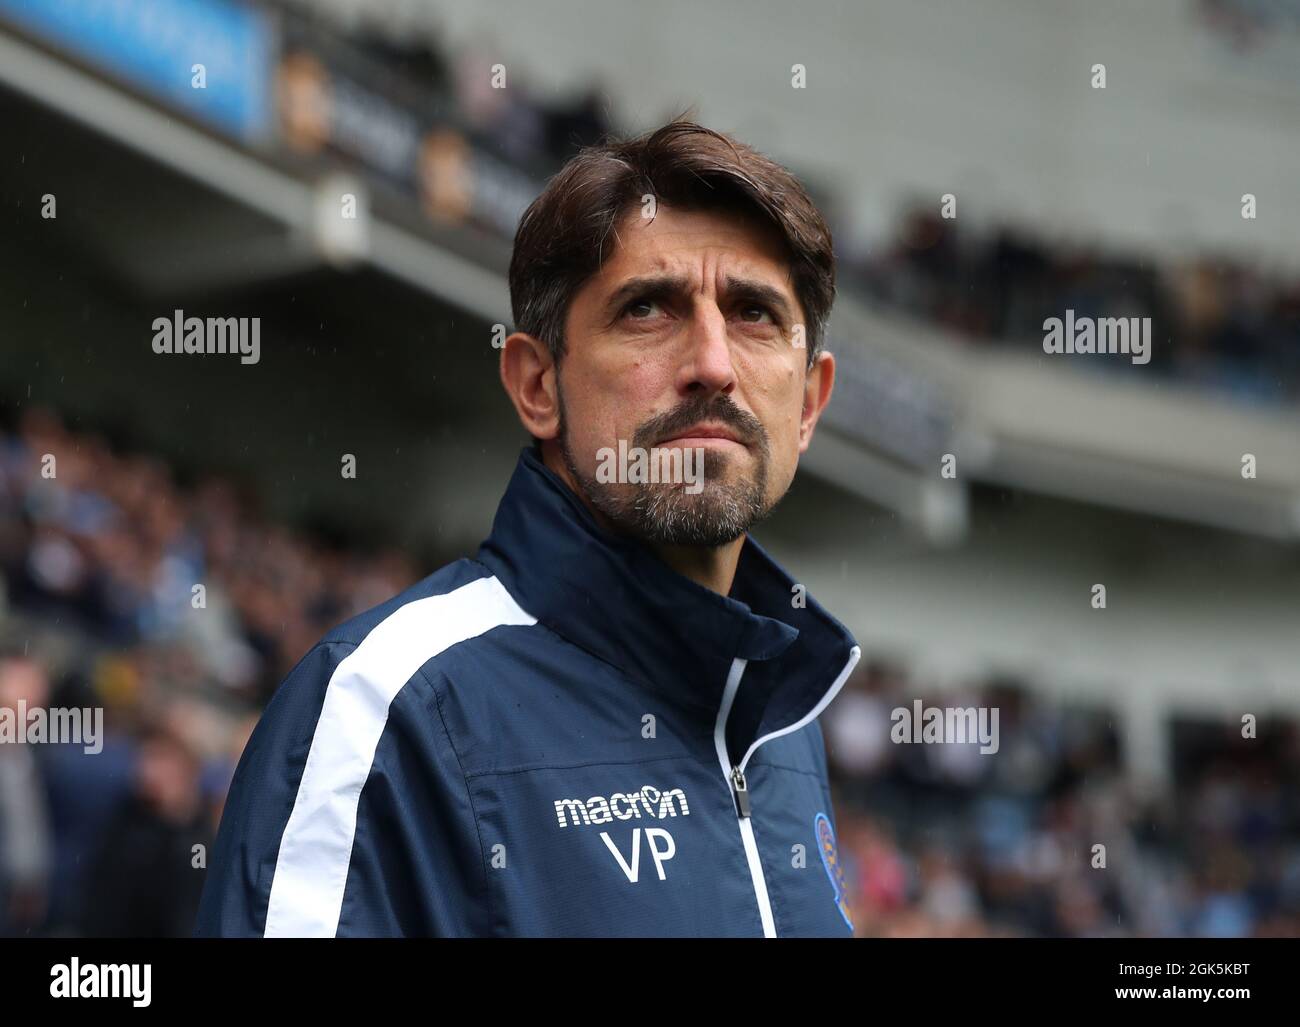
[600,828,676,882]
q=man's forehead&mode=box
[597,204,795,289]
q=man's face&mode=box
[553,203,821,547]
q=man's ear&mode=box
[500,332,560,441]
[798,350,835,454]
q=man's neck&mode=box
[539,440,744,596]
[645,537,744,597]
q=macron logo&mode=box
[554,785,690,828]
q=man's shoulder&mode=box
[317,557,500,648]
[257,555,543,734]
[291,556,540,692]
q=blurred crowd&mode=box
[848,207,1300,404]
[824,661,1300,937]
[315,10,614,176]
[0,405,421,936]
[0,405,1297,937]
[0,406,420,699]
[334,10,1300,411]
[280,5,1296,410]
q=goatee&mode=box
[559,389,774,547]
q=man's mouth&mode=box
[657,422,746,447]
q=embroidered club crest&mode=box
[815,811,853,931]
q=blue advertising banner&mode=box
[0,0,274,141]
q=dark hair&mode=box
[508,116,835,369]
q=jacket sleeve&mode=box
[194,642,489,937]
[809,717,840,820]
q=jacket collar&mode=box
[475,446,859,752]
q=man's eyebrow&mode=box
[602,273,796,320]
[723,277,796,321]
[602,274,691,317]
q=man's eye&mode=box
[739,305,775,324]
[624,298,663,319]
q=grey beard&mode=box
[560,434,770,547]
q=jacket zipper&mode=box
[730,765,751,817]
[714,647,861,938]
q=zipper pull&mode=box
[730,765,751,818]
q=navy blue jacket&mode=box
[195,445,861,937]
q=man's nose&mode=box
[677,301,737,394]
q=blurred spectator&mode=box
[78,717,212,937]
[0,647,52,936]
